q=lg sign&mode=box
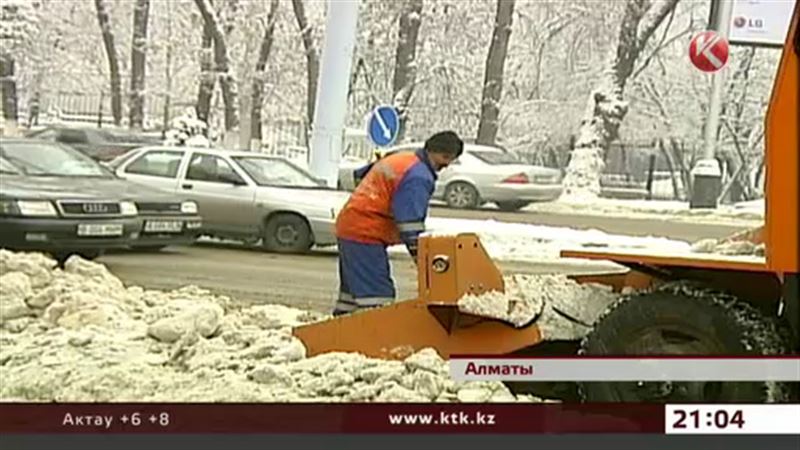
[689,31,729,72]
[733,16,765,29]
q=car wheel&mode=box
[496,201,530,212]
[445,182,480,209]
[262,213,313,253]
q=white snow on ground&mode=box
[518,198,764,225]
[389,217,693,269]
[0,250,544,403]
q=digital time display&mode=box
[665,404,800,434]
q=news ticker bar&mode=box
[449,357,800,381]
[665,404,800,434]
[0,403,797,434]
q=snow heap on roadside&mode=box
[0,250,541,403]
[458,274,619,341]
[690,238,765,256]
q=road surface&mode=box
[99,243,621,313]
[429,206,747,242]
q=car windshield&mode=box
[470,149,521,165]
[0,156,21,174]
[233,156,320,188]
[0,140,112,177]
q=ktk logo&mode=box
[439,411,495,425]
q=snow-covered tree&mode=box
[560,0,680,201]
[164,107,211,147]
[476,0,515,146]
[0,0,40,122]
[94,0,122,126]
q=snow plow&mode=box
[293,4,799,402]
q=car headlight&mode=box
[119,201,138,216]
[180,201,198,214]
[16,200,58,217]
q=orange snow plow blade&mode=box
[292,234,544,360]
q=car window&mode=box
[57,129,88,144]
[233,156,318,187]
[0,157,21,174]
[469,149,521,165]
[0,141,111,177]
[124,150,183,178]
[186,153,244,184]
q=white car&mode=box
[107,146,350,253]
[338,143,563,211]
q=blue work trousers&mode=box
[333,238,396,316]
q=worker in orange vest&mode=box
[333,131,464,316]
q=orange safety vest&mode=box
[336,150,432,246]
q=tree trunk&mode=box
[561,0,679,200]
[0,54,18,123]
[195,0,239,132]
[128,0,150,130]
[392,0,423,143]
[476,0,515,146]
[250,0,279,143]
[94,0,122,126]
[196,19,215,124]
[291,0,319,132]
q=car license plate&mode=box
[144,220,183,233]
[77,223,124,237]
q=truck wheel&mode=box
[578,282,791,403]
[262,213,313,254]
[445,182,479,209]
[496,201,530,212]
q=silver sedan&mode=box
[108,146,350,253]
[339,143,563,211]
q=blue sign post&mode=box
[367,105,400,147]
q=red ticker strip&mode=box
[0,403,664,434]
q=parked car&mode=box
[338,143,563,211]
[108,146,350,253]
[0,138,202,260]
[26,126,162,162]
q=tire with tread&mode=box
[262,213,313,254]
[578,281,792,403]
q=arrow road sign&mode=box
[367,105,399,147]
[689,31,730,72]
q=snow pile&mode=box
[0,250,541,403]
[458,274,619,340]
[690,238,765,256]
[396,218,691,266]
[163,108,212,147]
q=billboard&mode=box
[728,0,797,46]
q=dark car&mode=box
[26,126,162,162]
[0,138,202,259]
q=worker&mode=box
[332,131,464,316]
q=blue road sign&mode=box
[367,105,399,147]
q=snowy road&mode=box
[98,243,622,314]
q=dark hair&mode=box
[424,131,463,157]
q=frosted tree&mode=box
[476,0,515,146]
[128,0,150,129]
[0,0,39,123]
[561,0,680,201]
[392,0,423,142]
[250,0,280,144]
[164,107,211,147]
[290,0,319,131]
[195,0,239,131]
[94,0,122,126]
[196,14,215,124]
